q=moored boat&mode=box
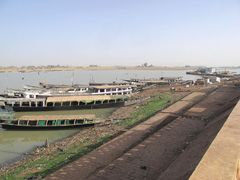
[1,84,132,112]
[1,114,96,129]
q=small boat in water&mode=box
[1,114,96,129]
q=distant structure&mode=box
[198,67,216,74]
[89,65,98,67]
[139,62,153,67]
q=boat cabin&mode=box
[89,85,132,95]
[67,85,89,93]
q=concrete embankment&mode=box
[45,89,208,180]
[44,84,240,180]
[189,99,240,180]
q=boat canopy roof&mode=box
[46,94,130,103]
[18,114,95,121]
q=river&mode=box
[0,68,239,166]
[0,69,202,93]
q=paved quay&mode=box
[189,99,240,180]
[44,85,240,180]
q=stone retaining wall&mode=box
[190,100,240,180]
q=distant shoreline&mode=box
[0,66,197,73]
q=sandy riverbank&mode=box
[0,66,196,73]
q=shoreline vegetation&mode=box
[0,87,190,180]
[0,66,197,73]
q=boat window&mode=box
[61,120,65,125]
[63,101,70,106]
[102,100,107,104]
[47,102,53,107]
[95,100,102,104]
[84,119,93,123]
[38,121,46,126]
[56,120,61,126]
[76,119,84,124]
[28,121,37,126]
[47,120,55,126]
[37,101,43,106]
[19,120,28,126]
[71,101,78,106]
[22,102,30,107]
[69,120,74,125]
[55,102,61,107]
[11,120,18,125]
[79,101,85,105]
[100,89,104,92]
[88,101,94,105]
[13,102,20,107]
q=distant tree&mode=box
[89,65,98,67]
[9,66,17,68]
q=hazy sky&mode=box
[0,0,240,67]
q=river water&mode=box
[0,68,239,166]
[0,69,202,93]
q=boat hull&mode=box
[11,101,125,112]
[1,123,94,130]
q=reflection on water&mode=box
[0,108,116,166]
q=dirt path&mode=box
[44,84,240,180]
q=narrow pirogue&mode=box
[1,114,96,129]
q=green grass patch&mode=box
[0,134,113,180]
[118,93,180,128]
